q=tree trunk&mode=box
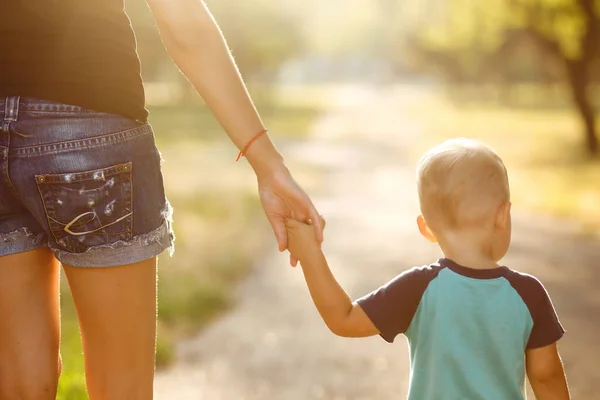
[566,61,598,155]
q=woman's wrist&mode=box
[244,134,286,177]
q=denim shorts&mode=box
[0,96,174,267]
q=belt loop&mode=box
[4,96,20,122]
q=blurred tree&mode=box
[414,0,600,155]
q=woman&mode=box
[0,0,323,398]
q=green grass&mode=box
[56,92,321,398]
[56,291,87,400]
[406,93,600,235]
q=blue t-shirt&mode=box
[357,258,565,400]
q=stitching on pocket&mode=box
[35,162,134,253]
[64,210,133,236]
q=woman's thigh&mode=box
[63,257,157,400]
[0,248,61,400]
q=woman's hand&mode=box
[257,166,323,267]
[285,217,327,263]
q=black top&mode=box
[0,1,148,122]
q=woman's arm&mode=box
[145,0,281,176]
[144,0,324,259]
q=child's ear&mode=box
[417,215,437,243]
[494,201,511,230]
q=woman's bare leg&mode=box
[63,257,157,400]
[0,248,61,400]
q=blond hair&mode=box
[417,138,510,230]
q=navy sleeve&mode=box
[356,265,440,343]
[505,272,565,349]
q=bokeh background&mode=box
[57,0,599,399]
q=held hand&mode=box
[257,166,323,266]
[285,217,326,262]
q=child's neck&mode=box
[440,250,500,270]
[436,227,504,270]
[438,236,499,270]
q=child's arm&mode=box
[526,343,570,399]
[298,244,380,337]
[285,219,379,337]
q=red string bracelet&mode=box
[236,128,268,161]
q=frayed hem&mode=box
[53,203,175,267]
[65,218,174,254]
[0,227,45,245]
[161,199,175,256]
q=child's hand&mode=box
[285,216,326,262]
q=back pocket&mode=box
[35,162,133,253]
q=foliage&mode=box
[411,0,600,154]
[417,0,597,56]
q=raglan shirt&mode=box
[357,258,565,400]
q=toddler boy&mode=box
[285,138,569,399]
